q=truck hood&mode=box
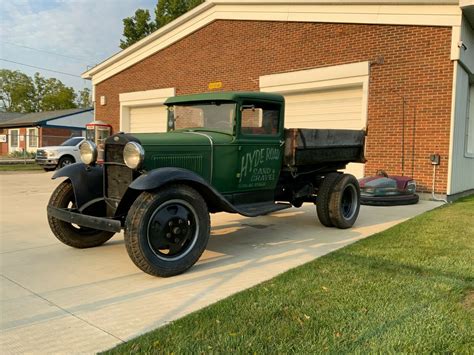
[37,146,74,152]
[132,130,234,146]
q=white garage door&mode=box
[284,85,364,129]
[283,85,365,177]
[129,105,168,133]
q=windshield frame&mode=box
[167,101,236,135]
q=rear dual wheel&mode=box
[125,185,210,277]
[316,173,361,229]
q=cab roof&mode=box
[165,91,284,105]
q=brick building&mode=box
[0,108,92,155]
[82,0,474,200]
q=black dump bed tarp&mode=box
[284,129,366,167]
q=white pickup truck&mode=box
[35,137,85,171]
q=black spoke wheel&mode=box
[328,174,361,229]
[59,156,75,168]
[47,180,115,248]
[125,184,210,277]
[147,200,199,261]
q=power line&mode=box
[0,58,83,78]
[0,41,92,64]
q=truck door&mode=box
[235,101,284,202]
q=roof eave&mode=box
[81,0,462,81]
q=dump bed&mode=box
[284,129,365,167]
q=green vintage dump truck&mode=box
[47,92,365,277]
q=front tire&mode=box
[125,184,210,277]
[47,180,115,248]
[328,174,361,229]
[58,155,75,168]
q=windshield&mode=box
[60,137,84,146]
[168,102,236,134]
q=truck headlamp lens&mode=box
[123,142,144,170]
[79,141,97,165]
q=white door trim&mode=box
[26,127,38,152]
[8,128,20,153]
[119,87,175,132]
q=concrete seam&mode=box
[1,274,126,344]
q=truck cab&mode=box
[47,92,365,277]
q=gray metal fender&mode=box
[52,163,103,209]
[125,167,237,214]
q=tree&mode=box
[0,69,35,112]
[0,69,77,113]
[120,9,156,49]
[120,0,204,49]
[77,88,92,108]
[33,73,76,111]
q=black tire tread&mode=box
[125,184,210,277]
[328,174,361,229]
[361,194,419,206]
[48,180,114,248]
[316,172,342,227]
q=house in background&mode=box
[82,0,474,200]
[0,108,92,155]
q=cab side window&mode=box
[241,103,280,135]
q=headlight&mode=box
[123,142,144,170]
[47,151,56,158]
[79,141,98,165]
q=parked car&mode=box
[36,137,85,171]
[46,92,366,277]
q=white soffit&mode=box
[83,1,462,84]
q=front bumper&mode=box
[47,205,122,233]
[36,158,59,168]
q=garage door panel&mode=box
[129,105,168,133]
[281,84,365,177]
[285,103,362,115]
[285,90,362,103]
[283,85,364,130]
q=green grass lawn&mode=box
[107,197,474,354]
[0,164,43,171]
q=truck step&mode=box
[234,202,292,217]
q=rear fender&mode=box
[115,167,236,216]
[52,163,103,208]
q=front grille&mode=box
[106,165,132,200]
[104,144,132,201]
[36,149,46,158]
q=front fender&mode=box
[118,167,236,215]
[52,163,103,208]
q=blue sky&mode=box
[0,0,157,92]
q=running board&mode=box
[233,202,292,217]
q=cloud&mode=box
[0,0,156,91]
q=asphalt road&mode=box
[0,171,441,353]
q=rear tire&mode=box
[316,172,342,227]
[328,174,361,229]
[48,180,115,248]
[125,184,210,277]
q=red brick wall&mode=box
[95,20,453,193]
[41,127,82,146]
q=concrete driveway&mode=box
[0,171,441,353]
